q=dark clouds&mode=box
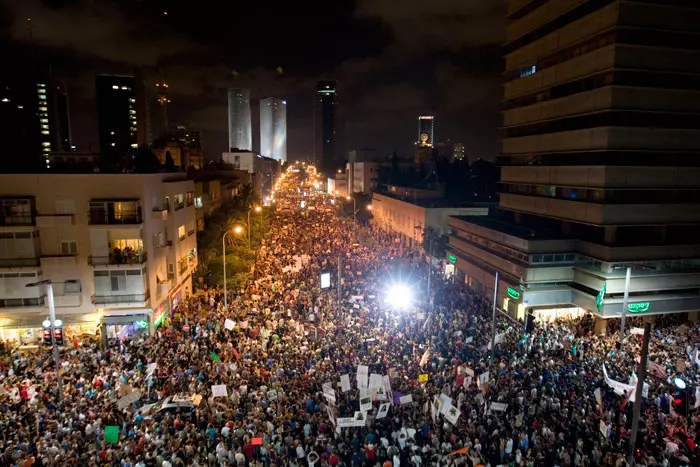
[1,0,506,162]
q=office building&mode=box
[448,0,700,327]
[314,81,338,173]
[221,151,281,202]
[152,125,204,170]
[260,97,287,162]
[227,89,252,151]
[417,116,435,147]
[435,141,466,162]
[95,73,152,164]
[155,80,170,137]
[0,173,198,344]
[345,162,379,194]
[0,72,73,171]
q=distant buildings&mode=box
[155,80,171,137]
[417,116,435,147]
[95,73,152,164]
[435,141,465,162]
[227,89,252,151]
[260,97,287,162]
[152,125,204,170]
[221,151,281,203]
[314,81,338,173]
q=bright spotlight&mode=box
[386,284,412,309]
[674,377,686,389]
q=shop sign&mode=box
[627,302,650,314]
[448,255,457,264]
[135,320,148,329]
[506,287,521,301]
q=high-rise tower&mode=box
[314,81,338,173]
[227,89,252,151]
[260,97,287,162]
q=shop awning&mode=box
[0,313,97,330]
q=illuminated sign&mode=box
[506,287,521,301]
[418,116,434,120]
[627,302,650,313]
[135,320,148,329]
[448,255,456,264]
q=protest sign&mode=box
[418,374,429,383]
[464,336,473,344]
[360,395,372,412]
[252,438,263,446]
[478,371,489,384]
[357,365,369,389]
[224,319,235,331]
[211,384,228,398]
[337,417,355,428]
[439,394,452,415]
[340,374,351,392]
[490,402,508,412]
[104,426,119,444]
[146,363,157,378]
[377,402,390,419]
[444,404,461,425]
[399,394,413,405]
[267,389,278,401]
[369,373,383,389]
[630,327,644,335]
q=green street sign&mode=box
[448,254,456,264]
[627,302,650,314]
[506,287,521,300]
[596,282,607,311]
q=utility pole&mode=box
[490,271,499,361]
[628,322,651,464]
[619,265,631,341]
[337,255,342,308]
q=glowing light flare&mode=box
[386,284,413,310]
[233,226,243,234]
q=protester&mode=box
[0,168,698,467]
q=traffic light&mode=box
[53,327,64,346]
[673,388,689,416]
[42,328,52,345]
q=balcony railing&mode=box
[89,251,147,266]
[187,228,195,237]
[0,257,40,267]
[179,262,189,275]
[174,202,185,211]
[0,214,34,226]
[92,293,147,305]
[0,296,45,308]
[186,198,194,207]
[88,209,142,225]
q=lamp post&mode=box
[26,280,64,403]
[222,226,244,308]
[346,196,356,222]
[612,264,655,343]
[246,206,262,250]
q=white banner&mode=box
[630,327,644,335]
[357,365,369,389]
[360,395,373,412]
[464,336,473,344]
[489,402,508,412]
[444,404,461,425]
[369,373,384,390]
[399,394,413,405]
[340,374,351,393]
[439,394,452,415]
[224,319,235,331]
[211,384,228,398]
[603,364,646,402]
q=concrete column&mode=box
[594,317,607,335]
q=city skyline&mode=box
[0,0,505,162]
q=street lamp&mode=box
[26,279,70,403]
[346,196,356,222]
[247,206,262,250]
[612,264,656,341]
[386,284,412,310]
[366,205,373,211]
[222,226,244,308]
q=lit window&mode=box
[41,131,49,135]
[41,125,49,129]
[1,98,9,103]
[40,119,48,123]
[194,197,203,209]
[129,110,136,114]
[112,85,119,90]
[519,65,537,78]
[110,131,115,135]
[17,105,23,109]
[111,143,116,147]
[37,89,46,94]
[38,95,46,100]
[131,143,138,148]
[37,83,46,88]
[42,142,51,147]
[121,86,128,90]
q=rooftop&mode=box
[376,191,494,209]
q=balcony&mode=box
[152,208,168,221]
[187,227,196,237]
[0,257,40,268]
[0,296,45,308]
[92,293,148,305]
[174,201,185,211]
[89,209,142,225]
[0,214,34,227]
[89,251,147,266]
[178,261,189,275]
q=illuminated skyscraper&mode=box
[314,81,338,173]
[227,89,252,151]
[260,97,286,162]
[417,116,435,147]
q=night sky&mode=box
[0,0,506,162]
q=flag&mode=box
[596,282,606,311]
[449,447,469,456]
[209,352,221,362]
[232,348,241,360]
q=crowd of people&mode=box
[1,168,700,467]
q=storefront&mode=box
[0,314,99,347]
[101,312,151,343]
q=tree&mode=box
[164,151,176,172]
[134,145,160,173]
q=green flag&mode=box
[210,352,221,362]
[104,426,119,444]
[596,282,607,311]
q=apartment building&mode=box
[0,173,197,344]
[449,0,700,327]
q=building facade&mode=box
[221,151,281,203]
[417,116,435,147]
[372,193,489,252]
[227,89,252,151]
[260,97,287,162]
[314,81,338,173]
[449,0,700,325]
[345,162,380,194]
[0,173,197,345]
